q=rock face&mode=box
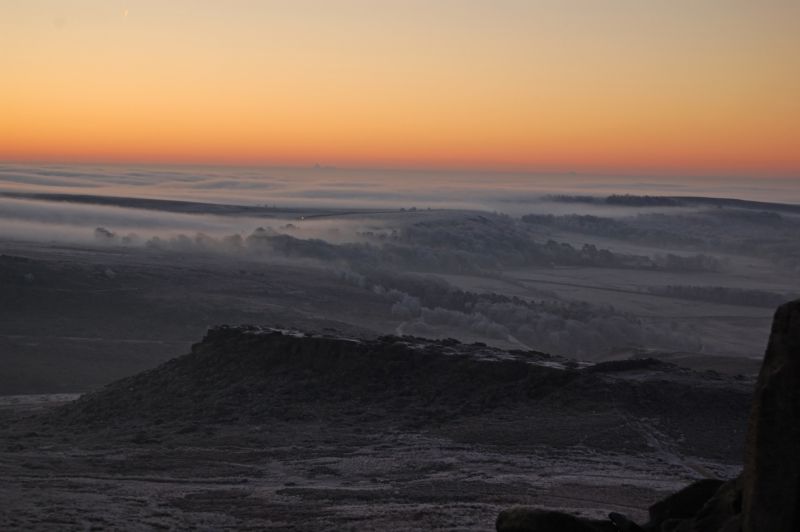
[742,299,800,531]
[496,299,800,532]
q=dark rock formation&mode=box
[496,508,617,532]
[643,478,725,528]
[496,299,800,532]
[49,326,748,447]
[496,479,739,532]
[689,476,742,532]
[742,299,800,531]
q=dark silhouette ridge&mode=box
[49,327,748,457]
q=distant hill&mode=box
[546,193,800,213]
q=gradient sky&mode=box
[2,1,799,176]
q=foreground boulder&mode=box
[496,299,800,532]
[742,299,800,531]
[495,508,616,531]
[643,478,726,529]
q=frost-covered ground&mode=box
[0,420,735,530]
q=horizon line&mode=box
[1,158,798,182]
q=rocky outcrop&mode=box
[51,327,582,428]
[742,299,800,531]
[496,508,616,531]
[496,299,800,532]
[496,479,734,532]
[49,326,748,448]
[644,478,727,528]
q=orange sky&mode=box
[2,1,799,176]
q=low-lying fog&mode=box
[1,163,799,393]
[3,163,800,213]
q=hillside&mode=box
[51,327,751,461]
[1,326,759,530]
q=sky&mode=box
[2,1,799,177]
